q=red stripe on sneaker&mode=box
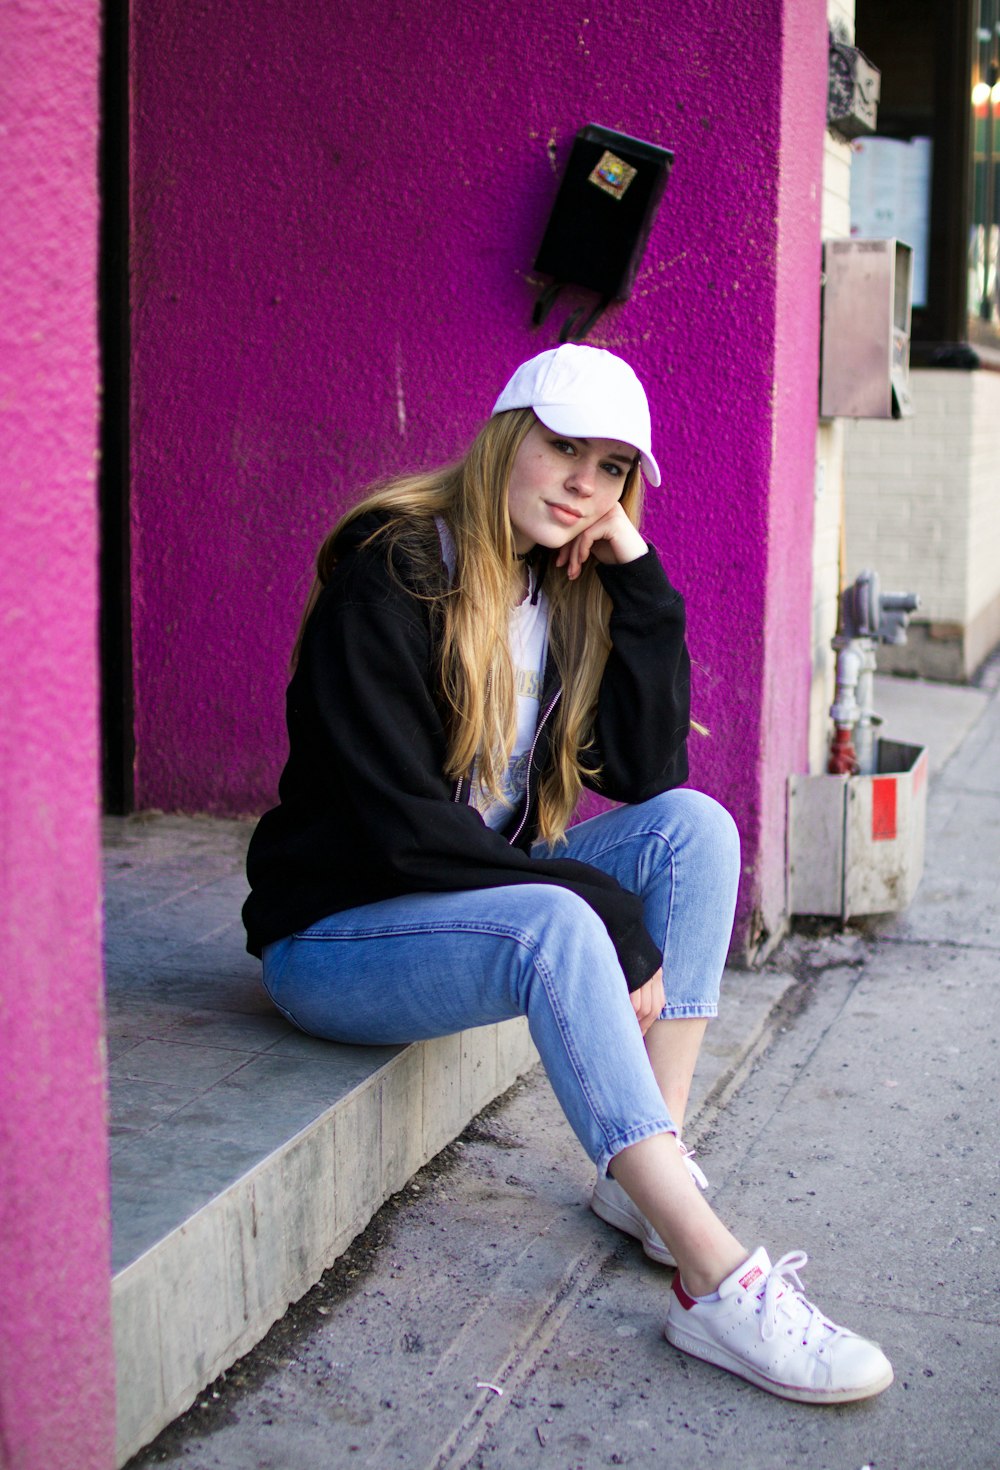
[672,1275,698,1310]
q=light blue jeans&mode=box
[261,790,740,1178]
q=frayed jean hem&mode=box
[596,1118,678,1181]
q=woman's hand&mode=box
[630,967,665,1036]
[555,502,647,581]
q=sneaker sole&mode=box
[591,1192,675,1267]
[663,1320,894,1404]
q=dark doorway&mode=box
[855,0,976,352]
[98,0,134,813]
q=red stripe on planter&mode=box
[872,777,898,841]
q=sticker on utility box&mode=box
[588,150,637,200]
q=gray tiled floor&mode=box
[103,815,401,1273]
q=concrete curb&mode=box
[113,1018,537,1465]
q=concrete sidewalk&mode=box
[123,671,1000,1470]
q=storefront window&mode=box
[969,0,1000,348]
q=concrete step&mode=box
[111,1022,536,1465]
[104,814,794,1467]
[105,814,542,1464]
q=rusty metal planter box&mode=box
[788,739,929,920]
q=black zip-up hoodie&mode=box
[243,511,691,990]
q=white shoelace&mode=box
[760,1251,847,1353]
[678,1141,709,1191]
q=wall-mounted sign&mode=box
[849,136,932,310]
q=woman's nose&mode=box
[565,459,596,496]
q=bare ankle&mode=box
[676,1243,749,1298]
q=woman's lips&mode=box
[546,502,583,526]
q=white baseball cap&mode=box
[491,344,661,488]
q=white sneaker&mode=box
[664,1247,894,1403]
[591,1142,709,1268]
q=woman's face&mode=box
[506,418,636,555]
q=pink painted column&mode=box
[750,2,829,944]
[0,4,115,1467]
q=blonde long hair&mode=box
[295,408,646,844]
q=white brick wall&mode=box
[821,138,852,238]
[810,421,847,774]
[809,0,855,773]
[827,0,854,43]
[967,371,1000,620]
[843,371,982,626]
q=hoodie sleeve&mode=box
[246,529,662,989]
[586,545,690,801]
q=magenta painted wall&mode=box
[0,3,115,1468]
[131,0,827,945]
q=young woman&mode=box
[243,345,893,1404]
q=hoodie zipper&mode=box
[508,686,561,845]
[451,688,558,838]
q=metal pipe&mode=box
[828,643,862,775]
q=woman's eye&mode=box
[551,439,575,456]
[602,462,624,478]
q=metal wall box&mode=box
[828,40,880,138]
[788,739,928,920]
[820,238,913,419]
[534,125,673,301]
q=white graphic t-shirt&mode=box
[470,577,550,830]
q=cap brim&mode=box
[534,404,661,488]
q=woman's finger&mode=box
[569,530,591,579]
[631,976,656,1034]
[629,969,665,1035]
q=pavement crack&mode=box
[420,1237,616,1470]
[859,1298,999,1328]
[868,934,1000,954]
